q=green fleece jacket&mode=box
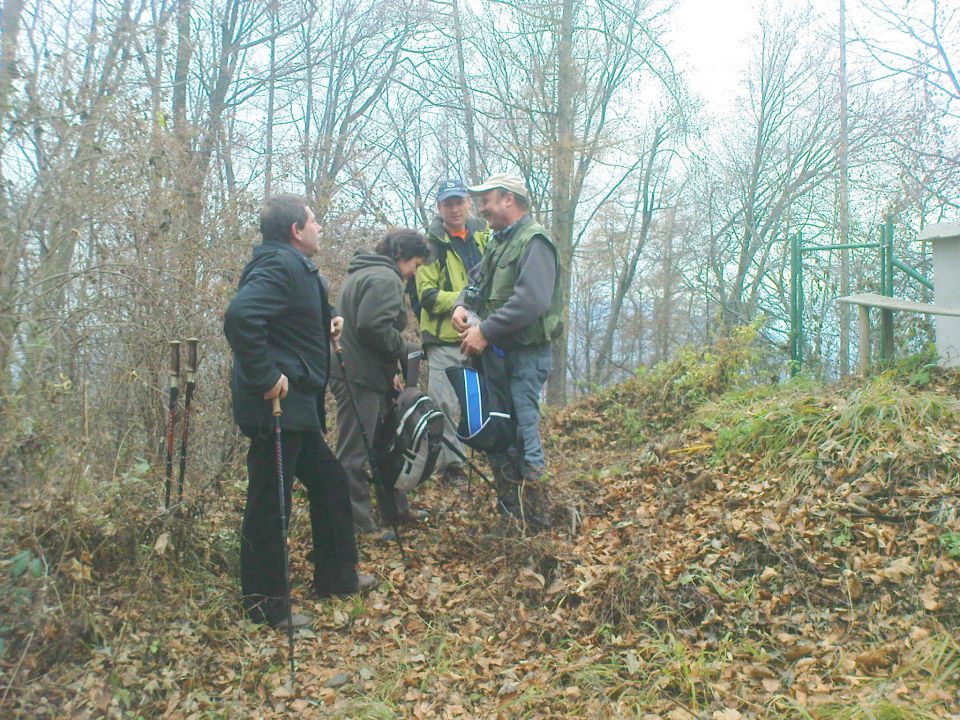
[415,216,489,345]
[331,251,407,392]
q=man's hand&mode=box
[451,306,470,332]
[393,374,404,392]
[330,315,344,341]
[263,373,289,400]
[459,326,489,356]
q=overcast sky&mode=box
[668,0,929,116]
[670,0,758,109]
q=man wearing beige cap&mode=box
[451,173,563,532]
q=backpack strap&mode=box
[433,238,451,292]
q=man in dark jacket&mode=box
[224,194,374,629]
[330,230,431,536]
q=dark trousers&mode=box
[240,428,358,624]
[330,379,409,532]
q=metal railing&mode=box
[789,214,931,374]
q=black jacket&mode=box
[224,241,334,434]
[330,252,407,392]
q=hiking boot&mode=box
[315,573,379,599]
[493,460,522,517]
[380,527,398,543]
[271,612,311,630]
[357,573,379,594]
[441,465,469,488]
[519,470,551,533]
[395,508,429,525]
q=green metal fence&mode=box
[789,214,932,375]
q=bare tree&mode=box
[705,9,839,332]
[470,0,678,403]
[0,0,27,383]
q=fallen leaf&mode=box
[713,710,742,720]
[761,677,780,693]
[920,581,942,611]
[518,568,546,590]
[154,532,170,555]
[855,646,896,671]
[785,644,815,661]
[325,673,350,688]
[879,557,916,583]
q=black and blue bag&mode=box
[445,364,514,453]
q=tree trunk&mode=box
[264,6,277,197]
[547,0,574,406]
[0,0,25,384]
[838,0,850,377]
[451,0,479,183]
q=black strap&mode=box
[440,436,492,489]
[433,240,451,292]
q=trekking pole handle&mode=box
[272,396,282,417]
[168,341,181,387]
[183,338,199,382]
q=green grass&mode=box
[695,369,960,496]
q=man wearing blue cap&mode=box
[415,179,489,485]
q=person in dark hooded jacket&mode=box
[224,194,375,629]
[330,229,431,536]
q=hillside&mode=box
[2,327,958,718]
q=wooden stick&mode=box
[857,305,870,375]
[164,341,181,509]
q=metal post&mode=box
[886,214,896,295]
[796,232,804,374]
[790,232,805,374]
[880,216,895,362]
[790,232,799,374]
[176,338,199,505]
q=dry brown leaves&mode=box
[2,368,960,718]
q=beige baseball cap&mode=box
[467,173,528,199]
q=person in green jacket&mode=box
[330,229,432,536]
[452,174,564,533]
[415,179,490,485]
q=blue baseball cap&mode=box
[437,178,468,202]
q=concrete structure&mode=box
[918,222,960,368]
[837,293,960,373]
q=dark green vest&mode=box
[477,216,564,347]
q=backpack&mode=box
[444,364,515,453]
[375,387,445,493]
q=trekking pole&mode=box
[164,341,181,510]
[332,339,407,563]
[176,338,199,506]
[272,395,296,689]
